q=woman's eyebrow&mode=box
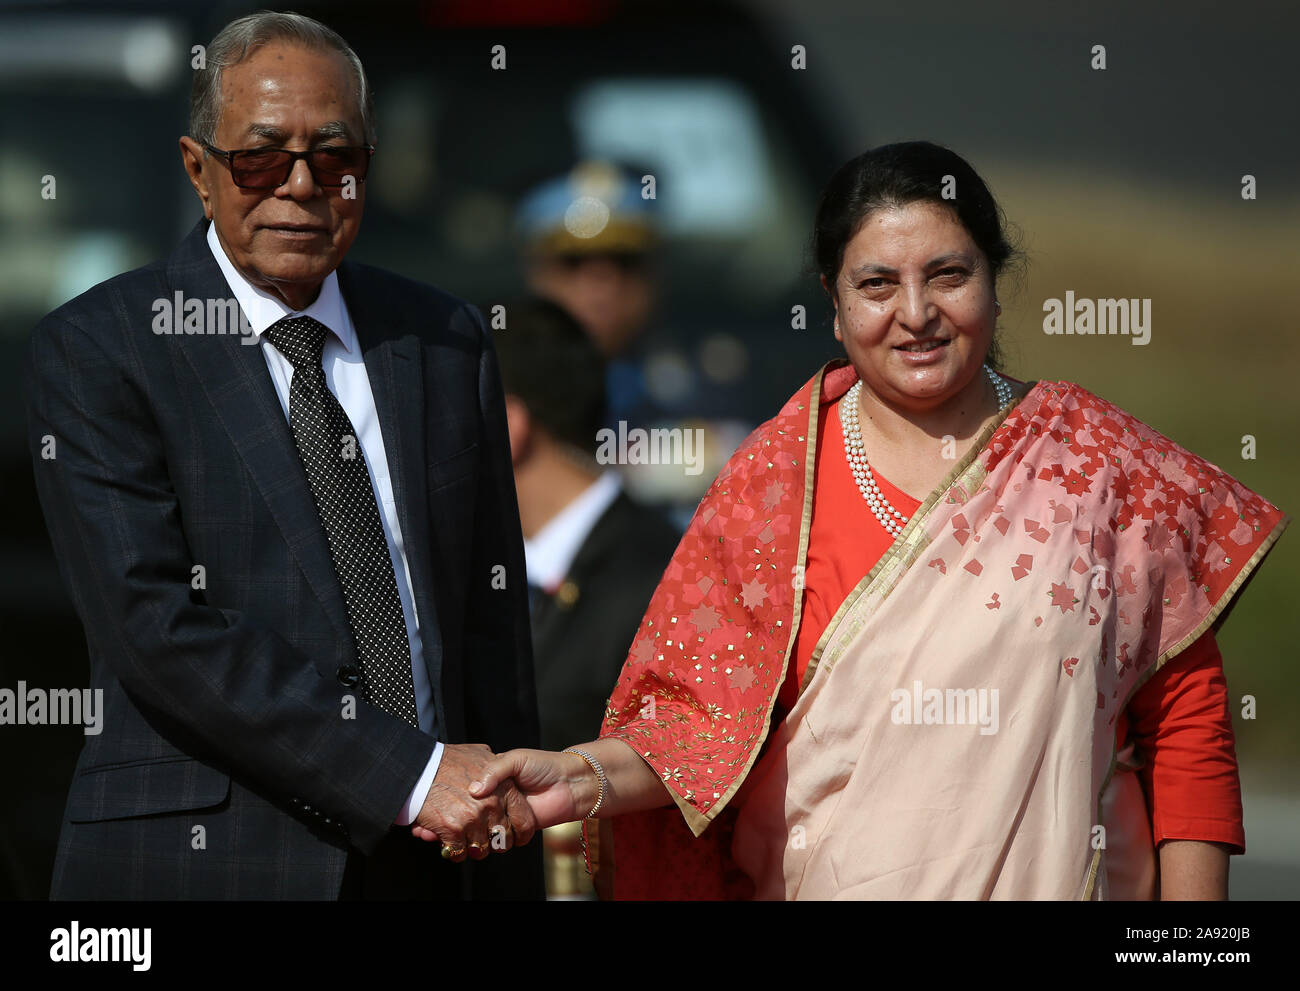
[926,252,973,269]
[847,253,973,281]
[847,262,897,279]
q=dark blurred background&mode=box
[1,0,1296,898]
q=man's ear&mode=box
[179,137,214,220]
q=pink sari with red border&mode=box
[584,360,1288,899]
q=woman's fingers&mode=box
[499,784,536,847]
[469,752,522,798]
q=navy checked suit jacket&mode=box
[25,219,544,899]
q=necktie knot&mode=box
[265,315,330,373]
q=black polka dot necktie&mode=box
[264,315,419,728]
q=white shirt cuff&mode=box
[394,741,443,826]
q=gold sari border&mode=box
[690,362,830,835]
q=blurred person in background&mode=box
[516,160,660,429]
[465,141,1289,900]
[515,160,753,527]
[493,295,679,897]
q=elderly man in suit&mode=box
[24,11,542,899]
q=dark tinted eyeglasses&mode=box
[201,141,374,190]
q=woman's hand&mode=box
[419,739,672,843]
[468,749,602,829]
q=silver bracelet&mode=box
[562,747,607,818]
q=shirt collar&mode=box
[205,221,355,352]
[524,471,623,592]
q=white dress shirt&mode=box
[206,224,441,826]
[524,471,622,591]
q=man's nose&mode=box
[281,157,320,200]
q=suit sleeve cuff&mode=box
[394,741,443,826]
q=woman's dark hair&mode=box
[811,141,1022,371]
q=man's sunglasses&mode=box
[200,141,374,190]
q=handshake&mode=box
[407,743,601,862]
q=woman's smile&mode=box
[892,336,952,363]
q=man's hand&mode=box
[409,743,539,860]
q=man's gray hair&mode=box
[189,11,376,147]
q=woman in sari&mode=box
[441,141,1290,899]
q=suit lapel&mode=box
[531,495,623,652]
[169,220,353,664]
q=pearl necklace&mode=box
[839,364,1014,538]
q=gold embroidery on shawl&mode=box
[684,363,830,834]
